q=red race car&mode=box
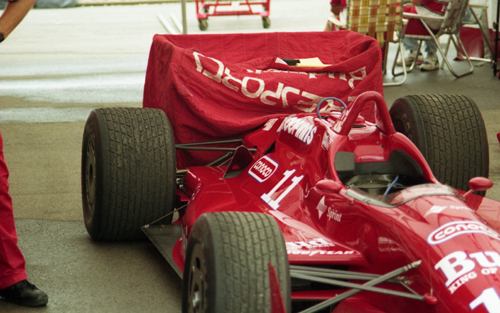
[81,90,500,313]
[81,33,497,313]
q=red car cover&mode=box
[143,31,383,168]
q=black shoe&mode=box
[0,280,48,307]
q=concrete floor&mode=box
[0,1,499,311]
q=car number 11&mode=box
[261,169,303,210]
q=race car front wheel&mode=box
[389,94,489,195]
[81,108,177,241]
[182,212,291,313]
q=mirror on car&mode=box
[463,177,494,200]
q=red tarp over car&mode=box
[143,31,383,168]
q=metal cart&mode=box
[195,0,271,31]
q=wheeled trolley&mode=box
[195,0,271,31]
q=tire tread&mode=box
[390,94,489,192]
[82,107,176,241]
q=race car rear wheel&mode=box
[389,94,489,194]
[182,212,291,313]
[81,107,176,241]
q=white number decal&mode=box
[261,169,303,210]
[470,288,500,312]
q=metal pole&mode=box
[494,0,500,75]
[181,0,188,34]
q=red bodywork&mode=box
[170,92,500,313]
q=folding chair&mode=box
[392,0,474,78]
[328,0,407,87]
[462,0,494,63]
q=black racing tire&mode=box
[389,94,489,195]
[81,107,177,241]
[182,212,291,313]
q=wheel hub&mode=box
[188,246,207,313]
[85,136,96,216]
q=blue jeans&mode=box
[403,38,437,55]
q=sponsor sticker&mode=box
[285,238,355,256]
[287,250,355,256]
[281,116,317,145]
[316,196,328,219]
[424,205,473,217]
[435,250,500,294]
[427,221,500,245]
[248,156,278,183]
[286,238,335,249]
[327,208,342,222]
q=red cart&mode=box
[195,0,271,31]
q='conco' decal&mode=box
[427,221,500,245]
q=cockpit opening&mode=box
[335,150,430,196]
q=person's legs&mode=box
[403,37,419,51]
[397,6,426,66]
[401,6,440,71]
[397,37,424,66]
[0,131,27,290]
[0,130,48,307]
[420,39,439,71]
[424,39,437,55]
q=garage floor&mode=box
[0,1,499,312]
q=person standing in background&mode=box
[324,0,347,31]
[0,0,49,307]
